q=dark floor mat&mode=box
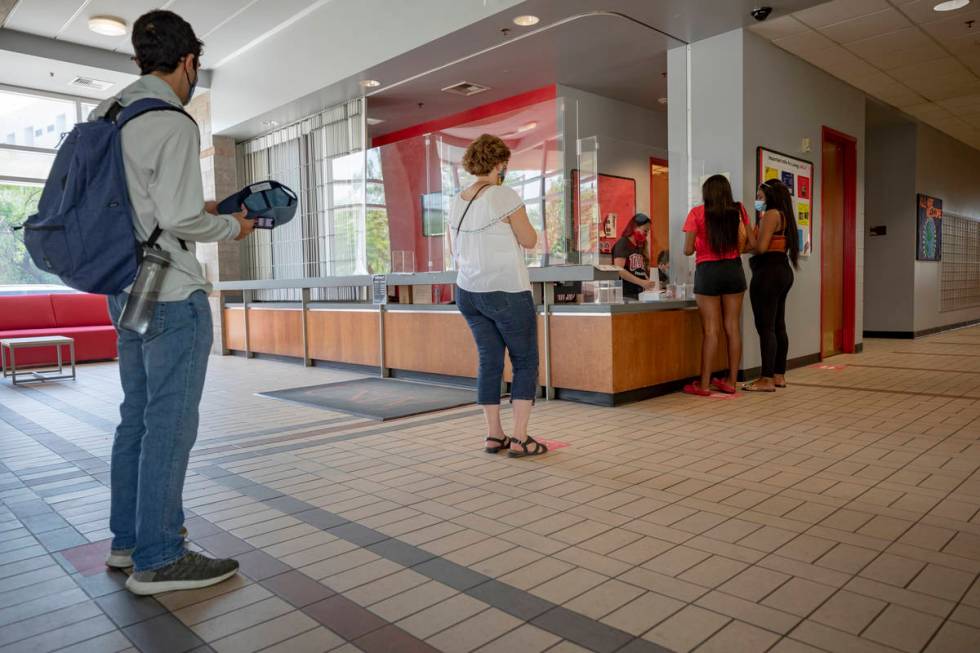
[258,377,477,421]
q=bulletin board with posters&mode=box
[757,147,813,257]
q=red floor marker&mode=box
[540,439,570,450]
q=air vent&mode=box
[69,76,114,91]
[441,81,491,97]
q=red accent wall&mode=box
[372,86,557,148]
[376,86,557,302]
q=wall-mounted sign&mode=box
[372,275,388,305]
[916,194,942,261]
[758,147,814,257]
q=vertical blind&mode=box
[237,98,365,301]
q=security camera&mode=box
[751,7,773,21]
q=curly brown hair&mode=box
[462,134,510,176]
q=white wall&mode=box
[741,31,866,369]
[668,29,867,372]
[864,104,917,334]
[914,124,980,332]
[210,0,523,135]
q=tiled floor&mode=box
[1,327,979,653]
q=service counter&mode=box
[217,270,726,406]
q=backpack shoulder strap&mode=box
[114,98,196,129]
[112,98,194,252]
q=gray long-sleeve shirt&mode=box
[91,75,240,301]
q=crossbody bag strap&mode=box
[454,184,493,240]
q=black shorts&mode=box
[694,258,747,296]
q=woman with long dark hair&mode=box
[612,213,655,299]
[683,175,754,396]
[744,179,800,392]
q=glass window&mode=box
[81,102,99,123]
[0,89,78,149]
[0,182,57,285]
[0,148,56,179]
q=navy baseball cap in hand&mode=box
[217,180,297,229]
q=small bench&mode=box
[1,336,76,385]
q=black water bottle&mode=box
[119,247,171,334]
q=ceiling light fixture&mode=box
[359,79,381,88]
[513,15,540,26]
[933,0,970,11]
[517,121,537,133]
[88,16,127,36]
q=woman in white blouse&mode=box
[449,134,546,458]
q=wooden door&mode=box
[821,140,845,357]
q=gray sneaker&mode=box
[106,526,189,570]
[125,551,239,595]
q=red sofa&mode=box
[0,293,117,367]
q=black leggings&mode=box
[749,253,794,378]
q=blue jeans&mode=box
[107,290,212,571]
[457,288,538,404]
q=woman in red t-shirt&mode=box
[682,174,755,396]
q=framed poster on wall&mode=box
[569,170,636,255]
[916,193,942,261]
[757,147,814,257]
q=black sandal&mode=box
[485,436,509,454]
[508,435,548,458]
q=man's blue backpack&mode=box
[22,98,192,295]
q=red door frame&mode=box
[820,126,857,357]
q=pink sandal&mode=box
[710,378,737,395]
[683,382,712,397]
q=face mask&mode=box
[632,230,647,245]
[754,200,767,213]
[497,167,507,185]
[183,57,198,106]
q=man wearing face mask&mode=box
[90,10,254,594]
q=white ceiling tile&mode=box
[889,56,971,81]
[198,0,317,66]
[870,82,928,106]
[773,29,837,55]
[938,92,980,108]
[748,15,810,40]
[819,8,913,44]
[944,33,980,55]
[856,42,949,69]
[847,26,935,57]
[820,59,887,82]
[893,0,978,24]
[798,46,862,68]
[795,0,891,28]
[4,0,86,38]
[920,8,980,39]
[166,0,248,39]
[910,77,980,101]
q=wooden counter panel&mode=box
[307,310,380,367]
[610,309,728,393]
[223,307,246,351]
[384,311,478,378]
[246,309,305,358]
[548,315,615,393]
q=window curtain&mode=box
[237,99,364,301]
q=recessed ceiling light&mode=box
[513,15,540,26]
[359,79,381,88]
[88,16,127,36]
[657,97,668,105]
[934,0,970,11]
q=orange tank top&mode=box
[755,214,787,253]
